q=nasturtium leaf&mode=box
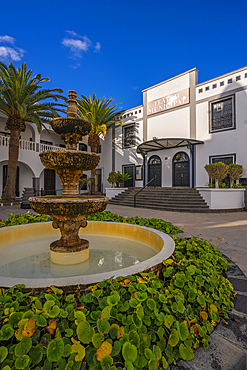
[109,324,118,339]
[47,338,64,362]
[136,304,144,319]
[168,329,179,347]
[22,317,36,337]
[0,346,8,363]
[134,354,148,368]
[2,324,14,341]
[77,321,94,343]
[122,314,133,326]
[175,278,185,288]
[101,306,112,320]
[97,319,110,335]
[63,343,72,357]
[107,293,120,306]
[125,360,134,370]
[34,298,43,310]
[42,359,53,370]
[175,321,189,341]
[153,345,161,360]
[163,266,173,277]
[117,326,125,339]
[188,289,196,302]
[90,310,101,321]
[74,311,86,324]
[118,301,129,312]
[144,348,153,360]
[157,327,165,340]
[43,300,60,318]
[71,338,86,362]
[148,358,159,370]
[157,338,166,352]
[57,357,66,370]
[197,294,205,306]
[164,315,175,329]
[200,311,208,321]
[96,341,112,361]
[92,333,104,348]
[2,366,11,370]
[135,292,147,302]
[47,319,57,335]
[34,314,47,327]
[15,354,30,369]
[8,311,22,326]
[162,356,168,369]
[147,299,156,310]
[179,343,194,361]
[111,341,121,357]
[171,302,178,313]
[122,342,137,363]
[101,354,113,370]
[177,301,185,314]
[29,344,43,365]
[22,310,34,319]
[129,330,140,347]
[210,304,218,313]
[15,337,32,357]
[186,266,196,275]
[65,328,74,337]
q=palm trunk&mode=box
[2,129,20,201]
[88,133,100,195]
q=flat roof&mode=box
[196,66,247,87]
[137,138,204,154]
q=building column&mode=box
[32,177,40,196]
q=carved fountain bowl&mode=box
[50,117,92,136]
[40,150,100,171]
[29,196,109,217]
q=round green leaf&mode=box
[148,358,159,370]
[29,344,43,365]
[33,314,47,327]
[1,325,14,341]
[77,321,95,343]
[168,329,179,347]
[186,266,196,275]
[129,330,140,347]
[122,342,137,363]
[15,337,32,357]
[136,304,144,319]
[176,321,189,341]
[135,292,147,302]
[179,343,195,361]
[197,294,205,306]
[0,346,8,363]
[153,345,161,360]
[44,300,60,318]
[129,298,138,308]
[101,306,112,320]
[92,333,104,348]
[101,355,113,370]
[177,301,185,314]
[107,293,120,306]
[111,341,121,357]
[97,319,110,334]
[175,278,185,288]
[47,338,64,362]
[125,360,134,370]
[63,343,72,357]
[144,348,153,360]
[65,328,74,337]
[15,355,30,369]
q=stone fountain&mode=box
[29,91,108,265]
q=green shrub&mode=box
[0,212,52,228]
[87,211,183,234]
[0,236,234,369]
[228,164,243,188]
[204,162,228,188]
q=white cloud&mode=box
[62,31,101,61]
[94,42,101,53]
[0,35,15,44]
[0,35,25,62]
[0,46,25,61]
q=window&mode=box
[79,143,87,151]
[205,86,209,91]
[245,73,247,78]
[212,84,217,89]
[123,124,136,148]
[228,78,232,84]
[97,145,101,154]
[220,81,224,86]
[236,75,241,81]
[209,154,236,186]
[210,96,235,132]
[199,88,203,93]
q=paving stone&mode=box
[233,294,247,315]
[229,277,247,294]
[216,314,247,349]
[171,331,246,370]
[226,264,246,278]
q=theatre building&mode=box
[0,66,247,199]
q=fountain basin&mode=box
[29,196,108,216]
[40,150,100,171]
[0,221,175,289]
[50,117,92,136]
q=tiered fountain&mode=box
[29,91,108,265]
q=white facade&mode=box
[1,66,247,198]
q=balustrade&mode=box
[0,135,63,152]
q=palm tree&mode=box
[77,93,124,193]
[0,61,67,202]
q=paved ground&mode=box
[1,203,247,275]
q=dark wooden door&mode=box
[96,169,102,192]
[44,169,56,195]
[123,166,134,187]
[148,155,161,186]
[3,165,19,197]
[174,162,189,186]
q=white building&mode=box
[1,66,247,198]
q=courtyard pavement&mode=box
[1,203,247,275]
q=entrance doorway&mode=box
[95,169,102,193]
[173,152,190,186]
[3,165,20,197]
[123,165,134,187]
[44,169,56,195]
[148,155,161,186]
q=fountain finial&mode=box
[67,90,78,118]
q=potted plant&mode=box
[228,164,243,188]
[117,171,131,188]
[204,162,228,188]
[107,171,118,188]
[106,171,130,199]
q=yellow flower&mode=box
[183,225,187,228]
[211,320,217,326]
[222,238,224,241]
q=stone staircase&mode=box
[108,187,211,212]
[20,187,35,209]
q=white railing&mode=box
[0,135,10,147]
[19,139,35,151]
[40,143,64,152]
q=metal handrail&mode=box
[134,176,156,207]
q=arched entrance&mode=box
[173,152,190,186]
[148,155,161,186]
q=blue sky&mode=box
[0,0,246,111]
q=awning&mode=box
[137,138,204,154]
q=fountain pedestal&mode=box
[29,91,108,265]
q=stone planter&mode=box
[196,187,245,210]
[105,187,128,200]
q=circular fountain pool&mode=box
[0,221,175,289]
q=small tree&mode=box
[117,172,131,187]
[204,162,228,188]
[228,164,243,188]
[107,171,118,188]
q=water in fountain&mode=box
[29,91,109,265]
